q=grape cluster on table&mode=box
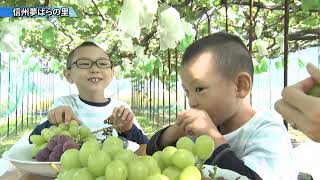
[30,120,94,162]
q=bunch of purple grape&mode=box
[35,135,79,162]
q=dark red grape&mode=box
[36,147,51,161]
[57,135,72,144]
[48,151,60,162]
[63,139,79,152]
[47,140,58,151]
[53,144,63,155]
[50,135,59,143]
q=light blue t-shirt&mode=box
[224,111,298,179]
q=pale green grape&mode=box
[69,120,79,127]
[41,128,55,141]
[146,174,170,180]
[152,151,165,171]
[113,149,136,164]
[61,131,72,137]
[79,127,91,138]
[73,168,95,180]
[171,149,195,169]
[179,166,201,180]
[79,140,101,166]
[105,160,128,180]
[60,169,78,180]
[193,135,214,160]
[176,136,194,152]
[30,135,45,145]
[88,150,111,176]
[60,149,81,170]
[163,166,181,180]
[31,145,41,158]
[58,123,68,130]
[69,126,79,137]
[102,136,123,157]
[161,146,177,166]
[95,176,105,180]
[138,155,161,176]
[307,84,320,97]
[128,160,149,180]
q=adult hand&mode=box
[275,63,320,142]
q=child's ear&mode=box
[63,69,74,84]
[234,72,252,98]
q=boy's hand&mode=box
[48,106,80,125]
[176,109,225,148]
[108,106,134,133]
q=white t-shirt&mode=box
[223,111,298,180]
[51,94,144,140]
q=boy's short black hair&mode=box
[66,41,106,69]
[182,32,253,81]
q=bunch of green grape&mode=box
[30,120,94,162]
[57,135,215,180]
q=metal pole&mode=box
[283,0,289,129]
[168,50,171,125]
[7,59,11,137]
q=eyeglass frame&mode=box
[67,58,113,70]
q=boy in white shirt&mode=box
[29,42,148,154]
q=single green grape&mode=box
[105,160,128,180]
[176,136,194,152]
[179,166,201,180]
[30,135,45,145]
[171,149,195,169]
[193,135,214,160]
[60,149,81,170]
[307,84,320,97]
[162,166,181,180]
[87,150,111,176]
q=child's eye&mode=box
[195,87,204,93]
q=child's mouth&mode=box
[88,77,102,83]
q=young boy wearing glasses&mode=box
[29,42,148,154]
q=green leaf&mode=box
[259,57,269,72]
[298,58,305,68]
[177,35,193,53]
[41,27,57,49]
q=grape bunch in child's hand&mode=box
[105,106,134,133]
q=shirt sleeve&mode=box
[118,124,149,144]
[146,126,175,155]
[206,143,262,180]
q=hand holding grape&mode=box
[275,63,320,142]
[107,106,134,133]
[48,106,80,125]
[175,109,225,148]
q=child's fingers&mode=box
[48,111,56,124]
[54,110,63,124]
[126,113,134,122]
[121,109,130,121]
[112,107,118,119]
[117,106,125,118]
[63,110,72,123]
[178,117,194,133]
